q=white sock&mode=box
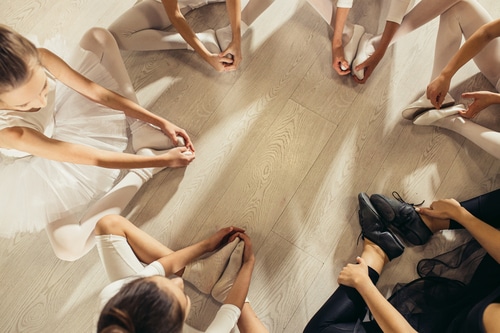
[211,240,245,303]
[183,238,240,294]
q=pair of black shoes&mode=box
[358,192,433,261]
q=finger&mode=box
[223,64,237,71]
[219,57,234,65]
[461,92,477,99]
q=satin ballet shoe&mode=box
[343,24,365,70]
[413,104,466,126]
[352,33,374,80]
[358,193,404,261]
[402,93,455,120]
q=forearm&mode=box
[356,282,417,333]
[86,81,168,128]
[224,259,255,309]
[376,21,399,55]
[453,208,500,264]
[162,1,211,60]
[440,20,500,81]
[331,7,350,49]
[158,239,211,276]
[226,0,242,43]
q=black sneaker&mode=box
[358,193,404,261]
[370,192,433,246]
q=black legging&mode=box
[304,189,500,333]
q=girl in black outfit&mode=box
[304,189,500,333]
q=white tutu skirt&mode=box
[0,46,129,237]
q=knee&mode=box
[95,214,126,236]
[80,27,119,55]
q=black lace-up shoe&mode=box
[358,193,404,261]
[369,192,433,246]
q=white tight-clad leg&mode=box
[431,0,500,86]
[80,27,138,103]
[427,1,500,159]
[306,0,354,40]
[388,0,462,46]
[45,172,147,261]
[46,28,181,261]
[109,0,192,51]
[109,0,223,52]
[433,115,500,160]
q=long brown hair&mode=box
[97,278,184,333]
[0,24,41,95]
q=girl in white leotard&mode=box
[0,25,195,261]
[95,214,269,333]
[108,0,273,72]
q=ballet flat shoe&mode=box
[402,93,455,120]
[370,193,432,246]
[343,24,365,68]
[352,33,374,80]
[413,104,466,126]
[358,193,404,261]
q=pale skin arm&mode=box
[219,0,243,71]
[157,227,245,276]
[331,7,351,75]
[427,19,500,109]
[161,0,233,72]
[338,257,417,333]
[417,199,500,264]
[0,48,196,169]
[0,126,193,168]
[39,48,194,151]
[353,21,399,84]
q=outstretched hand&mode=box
[332,45,350,76]
[159,120,195,152]
[204,226,246,252]
[460,91,500,119]
[207,53,234,72]
[416,198,464,221]
[337,256,371,288]
[220,40,242,71]
[229,231,255,264]
[426,74,451,109]
[352,51,383,84]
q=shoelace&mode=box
[392,191,425,207]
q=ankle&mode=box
[420,215,448,233]
[362,239,388,272]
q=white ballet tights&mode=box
[45,172,145,261]
[430,0,500,86]
[109,0,228,51]
[306,0,355,42]
[428,1,500,159]
[45,28,175,261]
[433,116,500,160]
[109,0,272,51]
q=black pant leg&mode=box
[449,189,500,229]
[303,267,380,333]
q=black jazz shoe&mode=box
[369,192,433,246]
[358,193,404,261]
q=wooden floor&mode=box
[1,0,500,332]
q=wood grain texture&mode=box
[1,0,500,332]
